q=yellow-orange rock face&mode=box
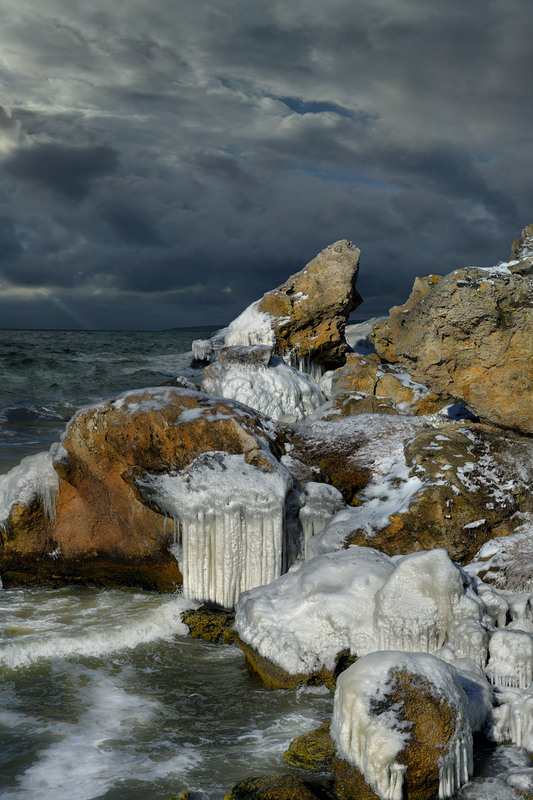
[371,255,533,433]
[1,387,281,590]
[257,239,362,371]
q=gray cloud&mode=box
[0,0,531,328]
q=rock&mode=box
[316,352,450,418]
[180,605,236,645]
[331,652,473,800]
[217,345,274,367]
[222,773,333,800]
[223,240,362,376]
[467,516,533,593]
[511,223,533,260]
[370,238,533,433]
[0,387,285,592]
[310,420,533,564]
[283,722,336,773]
[236,634,354,691]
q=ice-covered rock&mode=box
[307,420,531,565]
[316,351,449,420]
[485,627,533,689]
[141,450,292,609]
[0,448,59,529]
[374,549,483,655]
[467,520,533,593]
[202,350,325,421]
[199,240,362,375]
[0,387,289,593]
[298,482,345,544]
[234,546,395,684]
[331,651,473,800]
[234,545,491,690]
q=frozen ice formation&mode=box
[141,450,293,608]
[298,482,345,544]
[485,628,533,689]
[234,546,396,675]
[202,356,325,421]
[0,448,59,528]
[331,651,473,800]
[374,549,483,654]
[235,546,487,676]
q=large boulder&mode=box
[307,420,533,564]
[0,387,289,596]
[331,652,473,800]
[315,352,451,420]
[371,229,533,433]
[196,240,362,376]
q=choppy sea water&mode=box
[0,329,333,799]
[0,329,530,799]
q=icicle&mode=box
[446,619,489,668]
[485,628,533,689]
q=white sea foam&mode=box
[0,589,193,669]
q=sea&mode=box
[0,329,529,800]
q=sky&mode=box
[0,0,532,330]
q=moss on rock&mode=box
[181,605,236,645]
[283,722,335,773]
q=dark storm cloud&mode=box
[0,0,532,328]
[3,143,119,200]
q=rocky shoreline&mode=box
[2,230,533,799]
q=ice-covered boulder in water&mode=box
[202,346,325,421]
[141,449,293,609]
[298,482,345,545]
[234,546,396,686]
[196,240,362,376]
[331,651,473,800]
[0,386,291,593]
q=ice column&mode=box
[142,451,292,609]
[298,482,345,544]
[446,619,490,668]
[485,628,533,689]
[509,687,533,750]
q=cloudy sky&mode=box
[0,0,532,329]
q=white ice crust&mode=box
[223,300,276,347]
[0,448,59,528]
[331,651,472,800]
[235,547,482,675]
[201,358,325,421]
[234,546,396,675]
[141,450,293,609]
[298,482,346,544]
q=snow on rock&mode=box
[485,627,533,689]
[331,651,473,800]
[298,482,345,544]
[224,301,276,348]
[140,450,293,609]
[0,447,59,528]
[467,520,533,593]
[344,317,386,354]
[234,546,396,675]
[374,549,484,655]
[202,354,325,421]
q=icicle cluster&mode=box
[298,482,345,544]
[485,628,533,689]
[438,729,473,800]
[0,448,59,529]
[141,451,292,609]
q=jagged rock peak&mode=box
[510,223,533,260]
